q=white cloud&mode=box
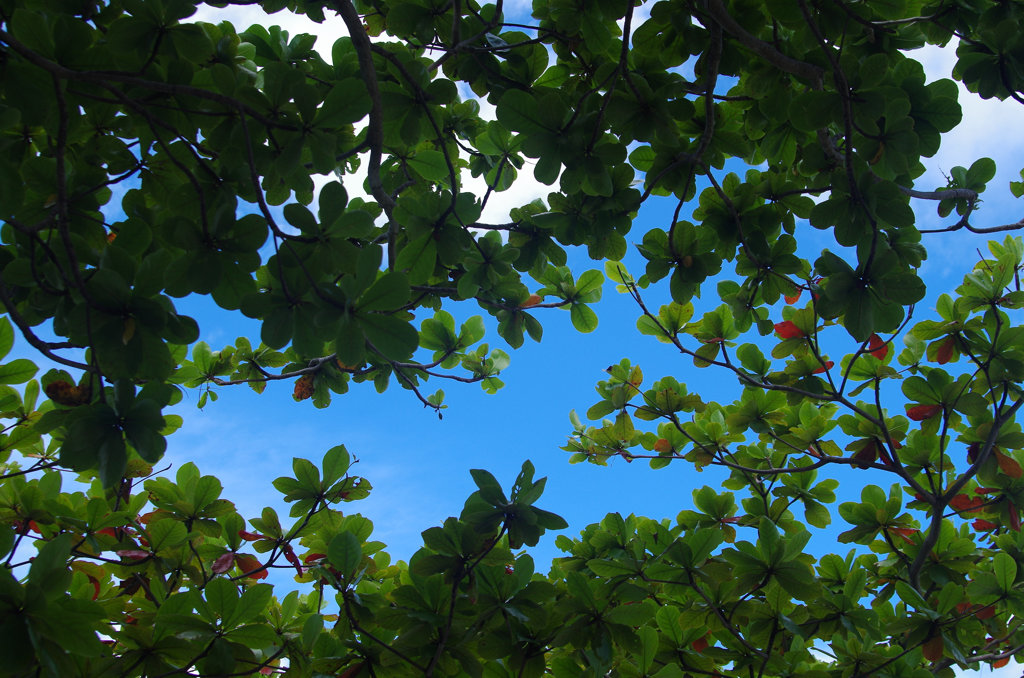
[915,44,1024,194]
[910,44,1024,282]
[191,4,348,46]
[191,5,554,224]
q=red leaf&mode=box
[936,336,955,364]
[867,334,889,360]
[282,545,303,577]
[973,518,999,531]
[304,553,327,564]
[96,527,119,538]
[993,657,1010,668]
[1010,503,1021,532]
[968,443,981,464]
[877,446,895,468]
[238,530,265,541]
[950,494,984,513]
[852,444,877,469]
[691,635,709,653]
[784,290,802,305]
[116,550,150,561]
[338,663,365,678]
[212,552,235,574]
[773,321,805,339]
[812,360,834,374]
[977,604,996,620]
[906,404,942,421]
[88,575,100,601]
[235,554,267,580]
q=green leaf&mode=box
[994,552,1017,593]
[361,313,418,359]
[966,157,996,187]
[315,78,370,127]
[470,468,508,506]
[322,444,351,487]
[327,531,362,579]
[359,272,410,312]
[407,150,451,183]
[0,317,13,360]
[496,90,548,133]
[228,583,272,628]
[0,359,37,385]
[570,303,598,332]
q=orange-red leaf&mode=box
[235,554,267,580]
[906,404,942,421]
[996,451,1023,479]
[812,360,834,374]
[45,380,91,407]
[293,374,314,401]
[867,334,889,360]
[774,321,805,339]
[886,526,918,544]
[653,438,672,453]
[239,530,265,541]
[784,290,802,305]
[521,294,543,308]
[922,634,944,662]
[993,657,1009,668]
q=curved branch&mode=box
[332,1,399,268]
[700,0,824,86]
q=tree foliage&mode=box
[3,0,1024,676]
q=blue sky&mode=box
[55,3,1024,675]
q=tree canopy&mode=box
[3,0,1024,676]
